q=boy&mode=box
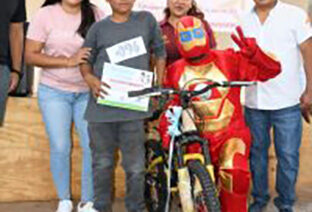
[80,0,166,212]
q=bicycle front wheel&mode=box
[187,160,220,212]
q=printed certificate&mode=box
[97,63,153,112]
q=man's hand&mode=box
[231,26,258,58]
[299,38,312,124]
[84,73,110,99]
[300,90,312,123]
[8,72,20,93]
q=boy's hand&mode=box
[84,74,110,99]
[162,35,169,44]
[67,48,91,67]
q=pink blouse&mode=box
[27,3,104,92]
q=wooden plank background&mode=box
[0,0,308,203]
[0,97,311,202]
[0,98,125,201]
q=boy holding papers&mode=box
[80,0,166,211]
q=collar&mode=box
[186,52,216,66]
[251,0,281,14]
[160,17,170,27]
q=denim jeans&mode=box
[245,104,302,210]
[0,65,10,126]
[88,121,146,212]
[38,84,93,202]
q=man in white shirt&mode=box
[240,0,312,212]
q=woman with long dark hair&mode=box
[25,1,104,212]
[160,0,216,66]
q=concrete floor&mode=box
[0,197,312,212]
[0,199,125,212]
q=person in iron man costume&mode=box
[158,16,281,212]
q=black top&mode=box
[0,0,26,65]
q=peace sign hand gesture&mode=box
[231,26,258,58]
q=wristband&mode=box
[11,69,23,79]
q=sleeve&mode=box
[163,62,181,88]
[94,7,105,21]
[11,0,26,23]
[237,46,281,82]
[163,64,174,88]
[203,20,216,49]
[292,8,312,45]
[82,22,99,65]
[26,9,49,43]
[148,12,167,59]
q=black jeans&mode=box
[88,120,146,212]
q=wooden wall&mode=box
[0,96,311,202]
[0,98,125,201]
[0,0,309,203]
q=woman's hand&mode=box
[67,47,92,67]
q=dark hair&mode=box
[42,0,96,38]
[164,0,204,20]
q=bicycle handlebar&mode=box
[128,87,176,98]
[128,81,255,98]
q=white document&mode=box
[106,36,147,64]
[97,63,153,112]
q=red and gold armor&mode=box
[159,16,281,212]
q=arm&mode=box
[292,9,312,123]
[8,0,26,92]
[25,6,90,69]
[9,23,23,73]
[241,44,281,81]
[9,22,24,92]
[299,38,312,123]
[232,26,281,81]
[25,39,91,68]
[154,57,166,86]
[80,63,108,99]
[149,12,167,86]
[79,22,109,99]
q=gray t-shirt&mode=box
[83,11,166,123]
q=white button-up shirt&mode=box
[240,1,312,110]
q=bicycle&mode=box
[128,80,254,212]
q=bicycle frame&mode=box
[146,101,216,212]
[130,81,255,212]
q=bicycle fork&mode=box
[175,138,216,212]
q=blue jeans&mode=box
[245,105,302,210]
[38,84,93,202]
[0,65,10,126]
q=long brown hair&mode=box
[164,0,204,19]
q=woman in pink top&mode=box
[25,1,103,212]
